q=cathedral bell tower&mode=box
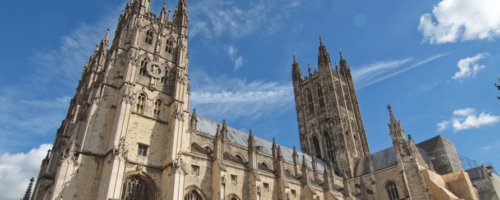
[292,37,370,177]
[31,0,193,199]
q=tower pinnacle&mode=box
[388,105,397,124]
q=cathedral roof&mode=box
[195,115,327,172]
[354,147,398,177]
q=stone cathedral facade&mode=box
[31,0,490,200]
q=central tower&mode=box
[292,38,370,177]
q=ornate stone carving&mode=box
[172,102,185,121]
[110,137,128,162]
[61,141,78,166]
[170,152,187,175]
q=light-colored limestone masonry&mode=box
[29,0,499,200]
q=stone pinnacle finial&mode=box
[293,52,297,63]
[340,49,345,61]
[388,105,396,123]
[163,2,167,8]
[23,178,35,200]
[104,28,110,40]
[319,34,323,46]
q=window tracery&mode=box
[145,29,154,45]
[313,136,322,159]
[324,132,335,162]
[121,176,153,200]
[184,190,202,200]
[306,89,314,114]
[153,99,161,118]
[137,93,146,114]
[386,182,400,200]
[139,58,148,77]
[316,83,324,107]
[165,38,173,53]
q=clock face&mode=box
[146,61,166,79]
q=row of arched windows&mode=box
[305,83,325,114]
[144,29,175,55]
[136,93,162,119]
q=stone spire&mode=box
[213,124,224,160]
[248,129,258,170]
[167,9,172,22]
[23,178,34,200]
[292,146,300,176]
[387,105,405,141]
[318,36,331,69]
[160,2,167,22]
[388,105,397,124]
[343,173,353,198]
[190,109,198,131]
[292,53,302,81]
[221,120,228,142]
[301,155,309,184]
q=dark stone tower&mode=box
[292,37,370,176]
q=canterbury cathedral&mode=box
[30,0,500,200]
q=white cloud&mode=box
[452,53,489,80]
[189,0,301,38]
[353,54,448,89]
[0,144,52,200]
[453,107,475,116]
[438,108,500,132]
[225,45,238,60]
[190,71,294,121]
[21,96,72,108]
[234,56,243,71]
[481,145,491,150]
[0,2,124,151]
[418,0,500,44]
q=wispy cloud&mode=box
[234,56,243,71]
[452,53,489,80]
[353,54,448,89]
[190,71,294,121]
[438,108,500,132]
[418,0,500,44]
[481,145,491,150]
[224,45,244,72]
[188,0,302,38]
[0,144,52,200]
[0,2,123,151]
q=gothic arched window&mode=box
[313,136,321,159]
[145,29,154,45]
[316,83,324,107]
[343,85,352,111]
[139,58,148,77]
[324,132,334,162]
[235,155,244,162]
[306,89,314,114]
[121,176,153,200]
[261,162,270,170]
[153,99,162,118]
[184,190,202,200]
[160,70,168,84]
[165,38,173,53]
[137,93,146,114]
[386,182,400,200]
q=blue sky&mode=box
[1,0,499,199]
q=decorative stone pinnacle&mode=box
[388,105,396,123]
